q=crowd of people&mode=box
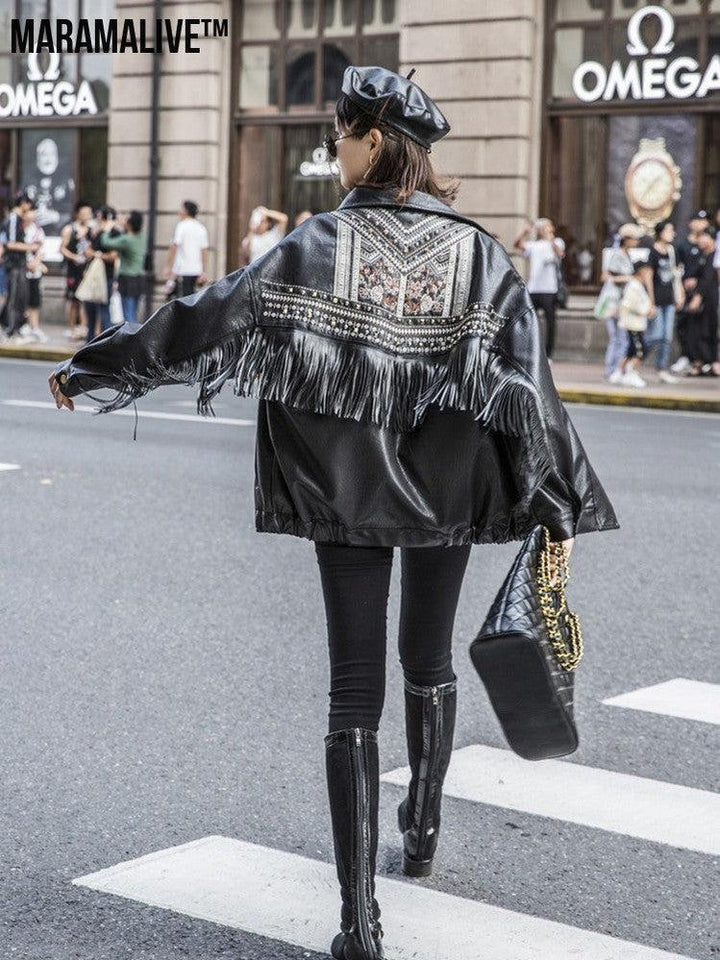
[2,187,720,385]
[597,208,720,386]
[0,192,211,347]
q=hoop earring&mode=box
[361,152,377,182]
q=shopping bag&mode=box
[592,279,620,320]
[109,289,124,325]
[74,256,108,303]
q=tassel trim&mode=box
[80,325,557,499]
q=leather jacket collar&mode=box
[338,185,482,231]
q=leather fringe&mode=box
[82,326,556,493]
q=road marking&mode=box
[1,400,254,426]
[603,679,720,726]
[382,745,720,856]
[73,835,691,960]
[0,462,20,471]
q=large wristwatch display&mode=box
[624,137,682,232]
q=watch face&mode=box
[628,158,675,211]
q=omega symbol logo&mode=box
[626,5,675,57]
[26,51,61,82]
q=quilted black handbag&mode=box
[469,525,583,760]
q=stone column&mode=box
[106,0,233,296]
[399,0,544,274]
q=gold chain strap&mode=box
[535,527,584,672]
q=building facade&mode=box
[2,0,719,309]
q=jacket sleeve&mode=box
[53,266,258,417]
[488,295,619,542]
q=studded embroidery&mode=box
[259,280,506,356]
[332,208,475,318]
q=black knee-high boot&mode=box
[325,727,385,960]
[397,675,457,877]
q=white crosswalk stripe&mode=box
[73,836,692,960]
[0,399,254,426]
[0,462,21,471]
[603,679,720,726]
[381,744,720,856]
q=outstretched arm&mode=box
[49,266,257,417]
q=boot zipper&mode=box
[353,728,376,957]
[414,686,441,857]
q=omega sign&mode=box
[572,5,720,103]
[0,52,98,118]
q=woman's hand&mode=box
[48,373,75,411]
[548,536,574,588]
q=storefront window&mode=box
[239,45,280,109]
[286,44,317,106]
[233,0,400,270]
[552,27,603,98]
[242,0,282,39]
[323,39,353,104]
[322,0,357,36]
[287,0,319,38]
[362,0,398,34]
[546,0,717,287]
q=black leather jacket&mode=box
[53,186,619,546]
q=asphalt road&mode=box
[1,356,718,960]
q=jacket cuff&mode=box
[538,513,577,542]
[53,359,79,398]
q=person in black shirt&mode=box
[644,219,682,382]
[673,209,709,372]
[0,191,38,341]
[685,227,720,376]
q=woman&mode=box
[49,66,618,960]
[599,223,642,384]
[240,204,288,265]
[512,216,565,360]
[99,210,147,323]
[644,219,682,383]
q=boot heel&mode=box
[402,852,433,877]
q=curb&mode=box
[557,387,720,414]
[0,345,74,362]
[3,344,718,414]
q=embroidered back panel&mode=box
[332,208,475,318]
[259,208,507,357]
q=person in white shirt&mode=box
[241,205,288,265]
[513,216,566,360]
[163,200,209,297]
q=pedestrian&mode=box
[163,200,209,298]
[618,260,653,388]
[0,204,9,309]
[100,211,147,323]
[685,227,720,377]
[49,65,618,960]
[60,200,93,340]
[240,205,288,264]
[513,216,565,360]
[16,199,49,344]
[0,191,36,343]
[598,223,642,383]
[672,209,709,374]
[83,206,121,343]
[643,219,683,383]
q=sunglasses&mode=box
[322,131,355,159]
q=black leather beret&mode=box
[341,65,450,151]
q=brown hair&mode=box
[335,93,460,205]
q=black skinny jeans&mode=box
[314,543,472,734]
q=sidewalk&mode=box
[2,323,719,414]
